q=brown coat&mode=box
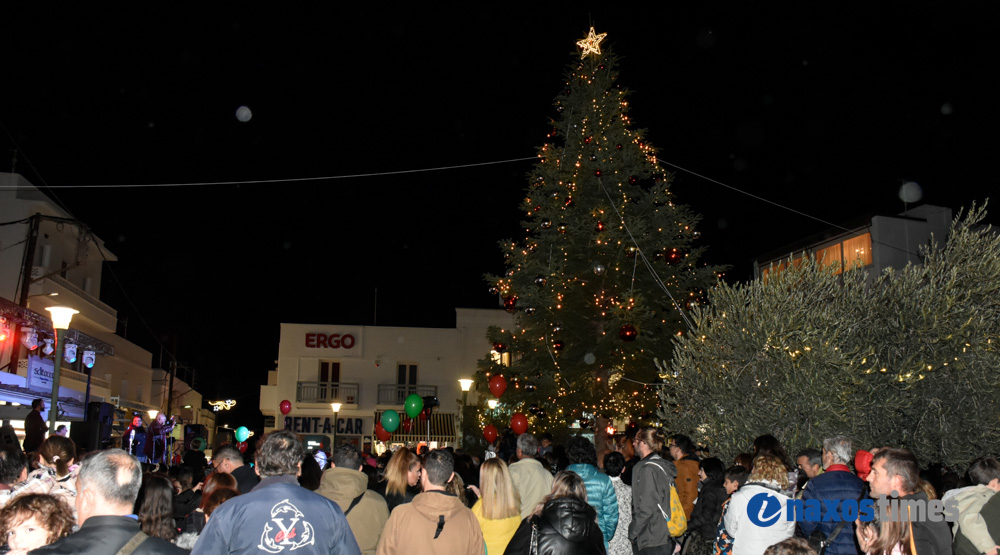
[376,490,485,555]
[673,456,700,518]
[317,466,389,555]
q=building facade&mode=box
[260,308,513,454]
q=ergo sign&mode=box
[304,332,356,349]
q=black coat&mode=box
[30,515,186,555]
[230,463,259,495]
[687,477,728,539]
[504,497,607,555]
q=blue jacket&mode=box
[797,466,865,555]
[567,463,619,549]
[192,475,361,555]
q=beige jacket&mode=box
[509,457,555,519]
[376,490,485,555]
[954,484,998,554]
[317,466,389,555]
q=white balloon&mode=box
[899,181,923,204]
[584,352,596,365]
[235,105,253,122]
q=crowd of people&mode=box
[1,415,998,555]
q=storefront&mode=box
[284,414,374,453]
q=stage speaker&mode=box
[69,421,97,452]
[87,402,114,447]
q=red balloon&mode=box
[375,422,391,442]
[510,412,528,435]
[401,417,414,433]
[483,424,498,443]
[237,441,248,453]
[279,400,292,415]
[489,375,507,397]
[419,407,430,421]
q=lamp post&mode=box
[330,403,342,449]
[45,306,78,434]
[458,379,473,448]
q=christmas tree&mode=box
[475,28,722,435]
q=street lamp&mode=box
[148,409,159,420]
[458,379,474,406]
[45,306,78,434]
[487,399,498,410]
[330,403,342,449]
[457,379,474,449]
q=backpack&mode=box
[649,459,688,537]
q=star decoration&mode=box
[576,27,607,59]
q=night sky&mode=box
[3,4,998,427]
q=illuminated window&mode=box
[814,243,843,274]
[760,232,873,279]
[842,233,872,270]
[491,350,511,367]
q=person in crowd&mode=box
[503,470,607,555]
[797,436,866,555]
[0,493,75,553]
[630,426,677,555]
[866,447,951,555]
[686,457,727,555]
[174,487,239,551]
[447,470,475,507]
[763,537,818,555]
[54,425,68,437]
[509,433,554,520]
[134,475,177,543]
[469,458,520,555]
[619,432,639,486]
[22,399,47,454]
[171,465,201,527]
[752,435,798,497]
[317,443,390,555]
[9,436,79,517]
[30,449,185,554]
[298,451,322,490]
[374,447,421,513]
[539,433,554,457]
[567,435,618,551]
[855,505,911,555]
[668,434,701,518]
[733,453,753,470]
[192,430,360,554]
[123,415,147,462]
[182,439,208,476]
[144,413,175,467]
[952,455,1000,555]
[724,465,749,495]
[605,451,633,555]
[0,446,28,507]
[722,455,796,555]
[183,471,239,534]
[796,449,824,482]
[376,449,484,555]
[211,444,259,494]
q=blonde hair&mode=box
[479,458,520,520]
[635,427,667,454]
[382,448,419,497]
[749,455,789,489]
[532,470,588,517]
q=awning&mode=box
[374,411,457,444]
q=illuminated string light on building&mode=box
[208,399,237,412]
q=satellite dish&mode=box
[899,182,923,204]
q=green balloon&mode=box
[194,437,206,451]
[381,409,400,433]
[404,394,424,419]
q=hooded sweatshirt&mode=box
[317,466,390,555]
[376,490,485,555]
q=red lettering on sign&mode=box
[329,334,340,348]
[316,334,328,348]
[304,333,357,349]
[342,334,355,348]
[305,333,316,348]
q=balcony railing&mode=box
[377,384,438,405]
[296,382,359,405]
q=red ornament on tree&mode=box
[493,342,507,353]
[619,324,638,341]
[510,413,529,435]
[503,296,518,312]
[553,340,565,351]
[489,374,508,397]
[594,169,602,177]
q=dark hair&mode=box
[199,472,238,511]
[725,465,750,487]
[0,446,26,485]
[39,436,76,477]
[31,399,43,410]
[204,488,238,517]
[969,456,1000,486]
[566,436,598,466]
[540,433,553,442]
[135,475,176,541]
[298,453,322,491]
[763,537,818,555]
[332,444,364,470]
[872,448,920,495]
[256,431,305,478]
[422,449,454,487]
[700,457,725,482]
[796,448,823,468]
[78,449,142,508]
[604,452,626,477]
[752,435,793,471]
[733,453,753,469]
[670,434,695,456]
[174,465,194,490]
[0,493,75,545]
